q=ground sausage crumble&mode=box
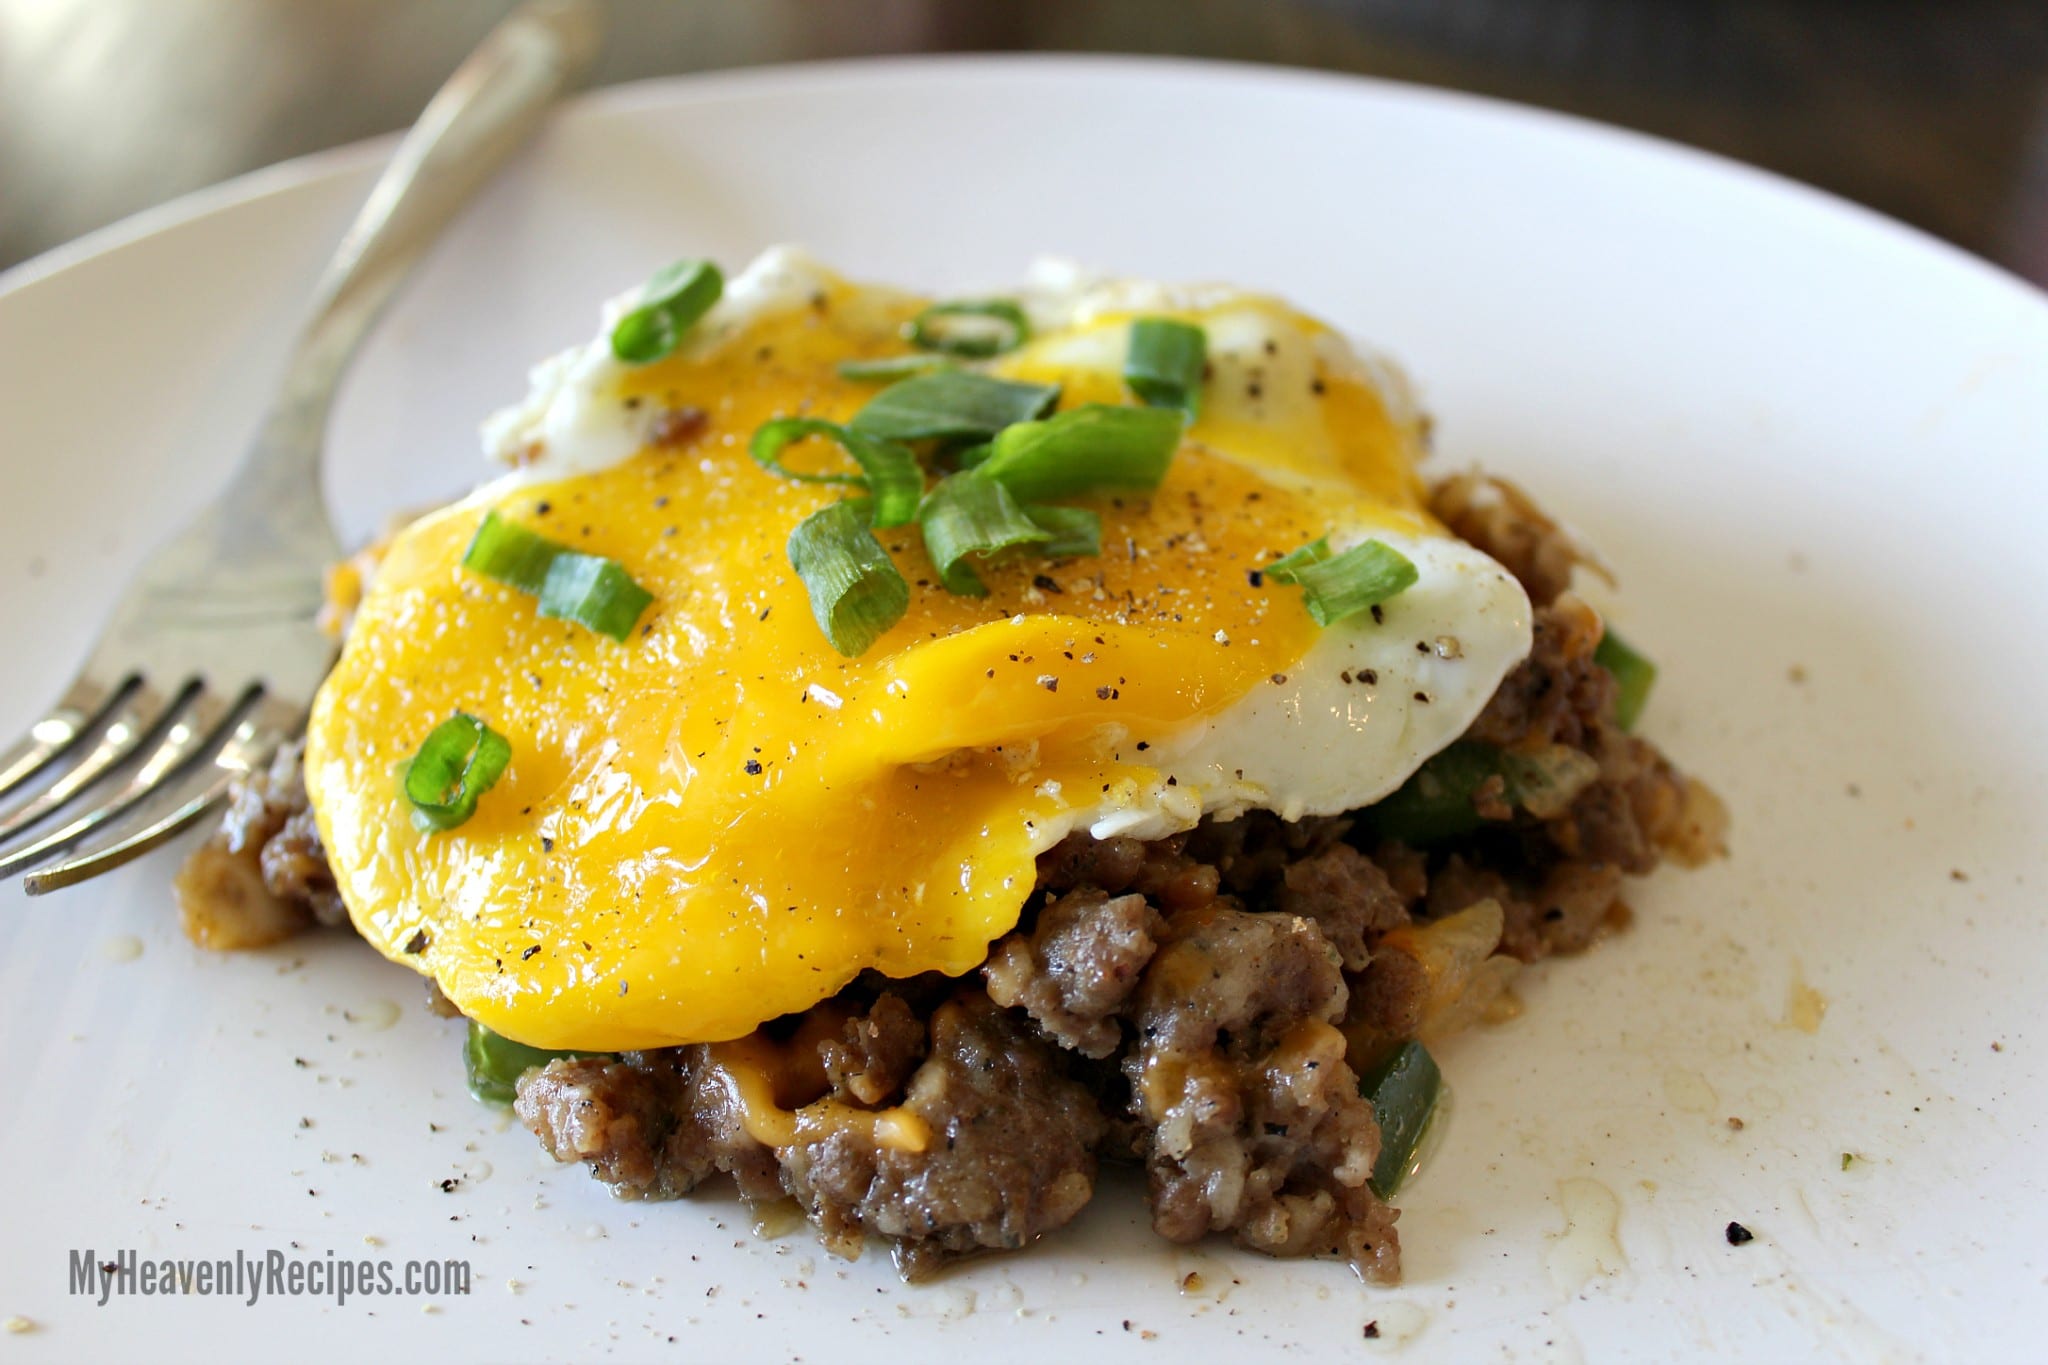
[178,472,1725,1281]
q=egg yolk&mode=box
[305,273,1436,1049]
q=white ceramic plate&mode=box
[1,57,2043,1364]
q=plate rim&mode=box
[4,52,2044,320]
[2,49,2043,1360]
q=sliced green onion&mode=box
[906,299,1030,358]
[610,258,723,364]
[1262,537,1333,579]
[1125,317,1207,414]
[461,512,655,639]
[973,403,1184,503]
[403,712,512,833]
[1594,627,1657,731]
[464,1019,597,1106]
[847,371,1059,444]
[1362,740,1604,845]
[787,499,910,657]
[918,472,1051,596]
[749,418,923,528]
[1263,537,1418,627]
[538,553,654,641]
[461,511,560,595]
[1360,740,1501,844]
[1358,1039,1442,1198]
[1022,504,1102,560]
[837,354,955,382]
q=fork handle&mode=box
[239,0,605,498]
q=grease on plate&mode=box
[1362,1300,1430,1348]
[99,935,143,963]
[1781,962,1829,1034]
[1547,1177,1625,1294]
[344,998,402,1031]
[1662,1067,1718,1115]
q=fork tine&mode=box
[18,708,284,896]
[0,680,184,844]
[20,772,239,897]
[0,688,235,877]
[0,677,128,803]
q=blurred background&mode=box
[3,0,2046,284]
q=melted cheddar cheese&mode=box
[303,253,1529,1050]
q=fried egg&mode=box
[303,248,1531,1050]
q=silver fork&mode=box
[0,0,604,894]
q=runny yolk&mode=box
[304,275,1437,1050]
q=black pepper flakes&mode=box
[1725,1221,1755,1246]
[520,945,541,961]
[402,929,429,955]
[744,758,764,775]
